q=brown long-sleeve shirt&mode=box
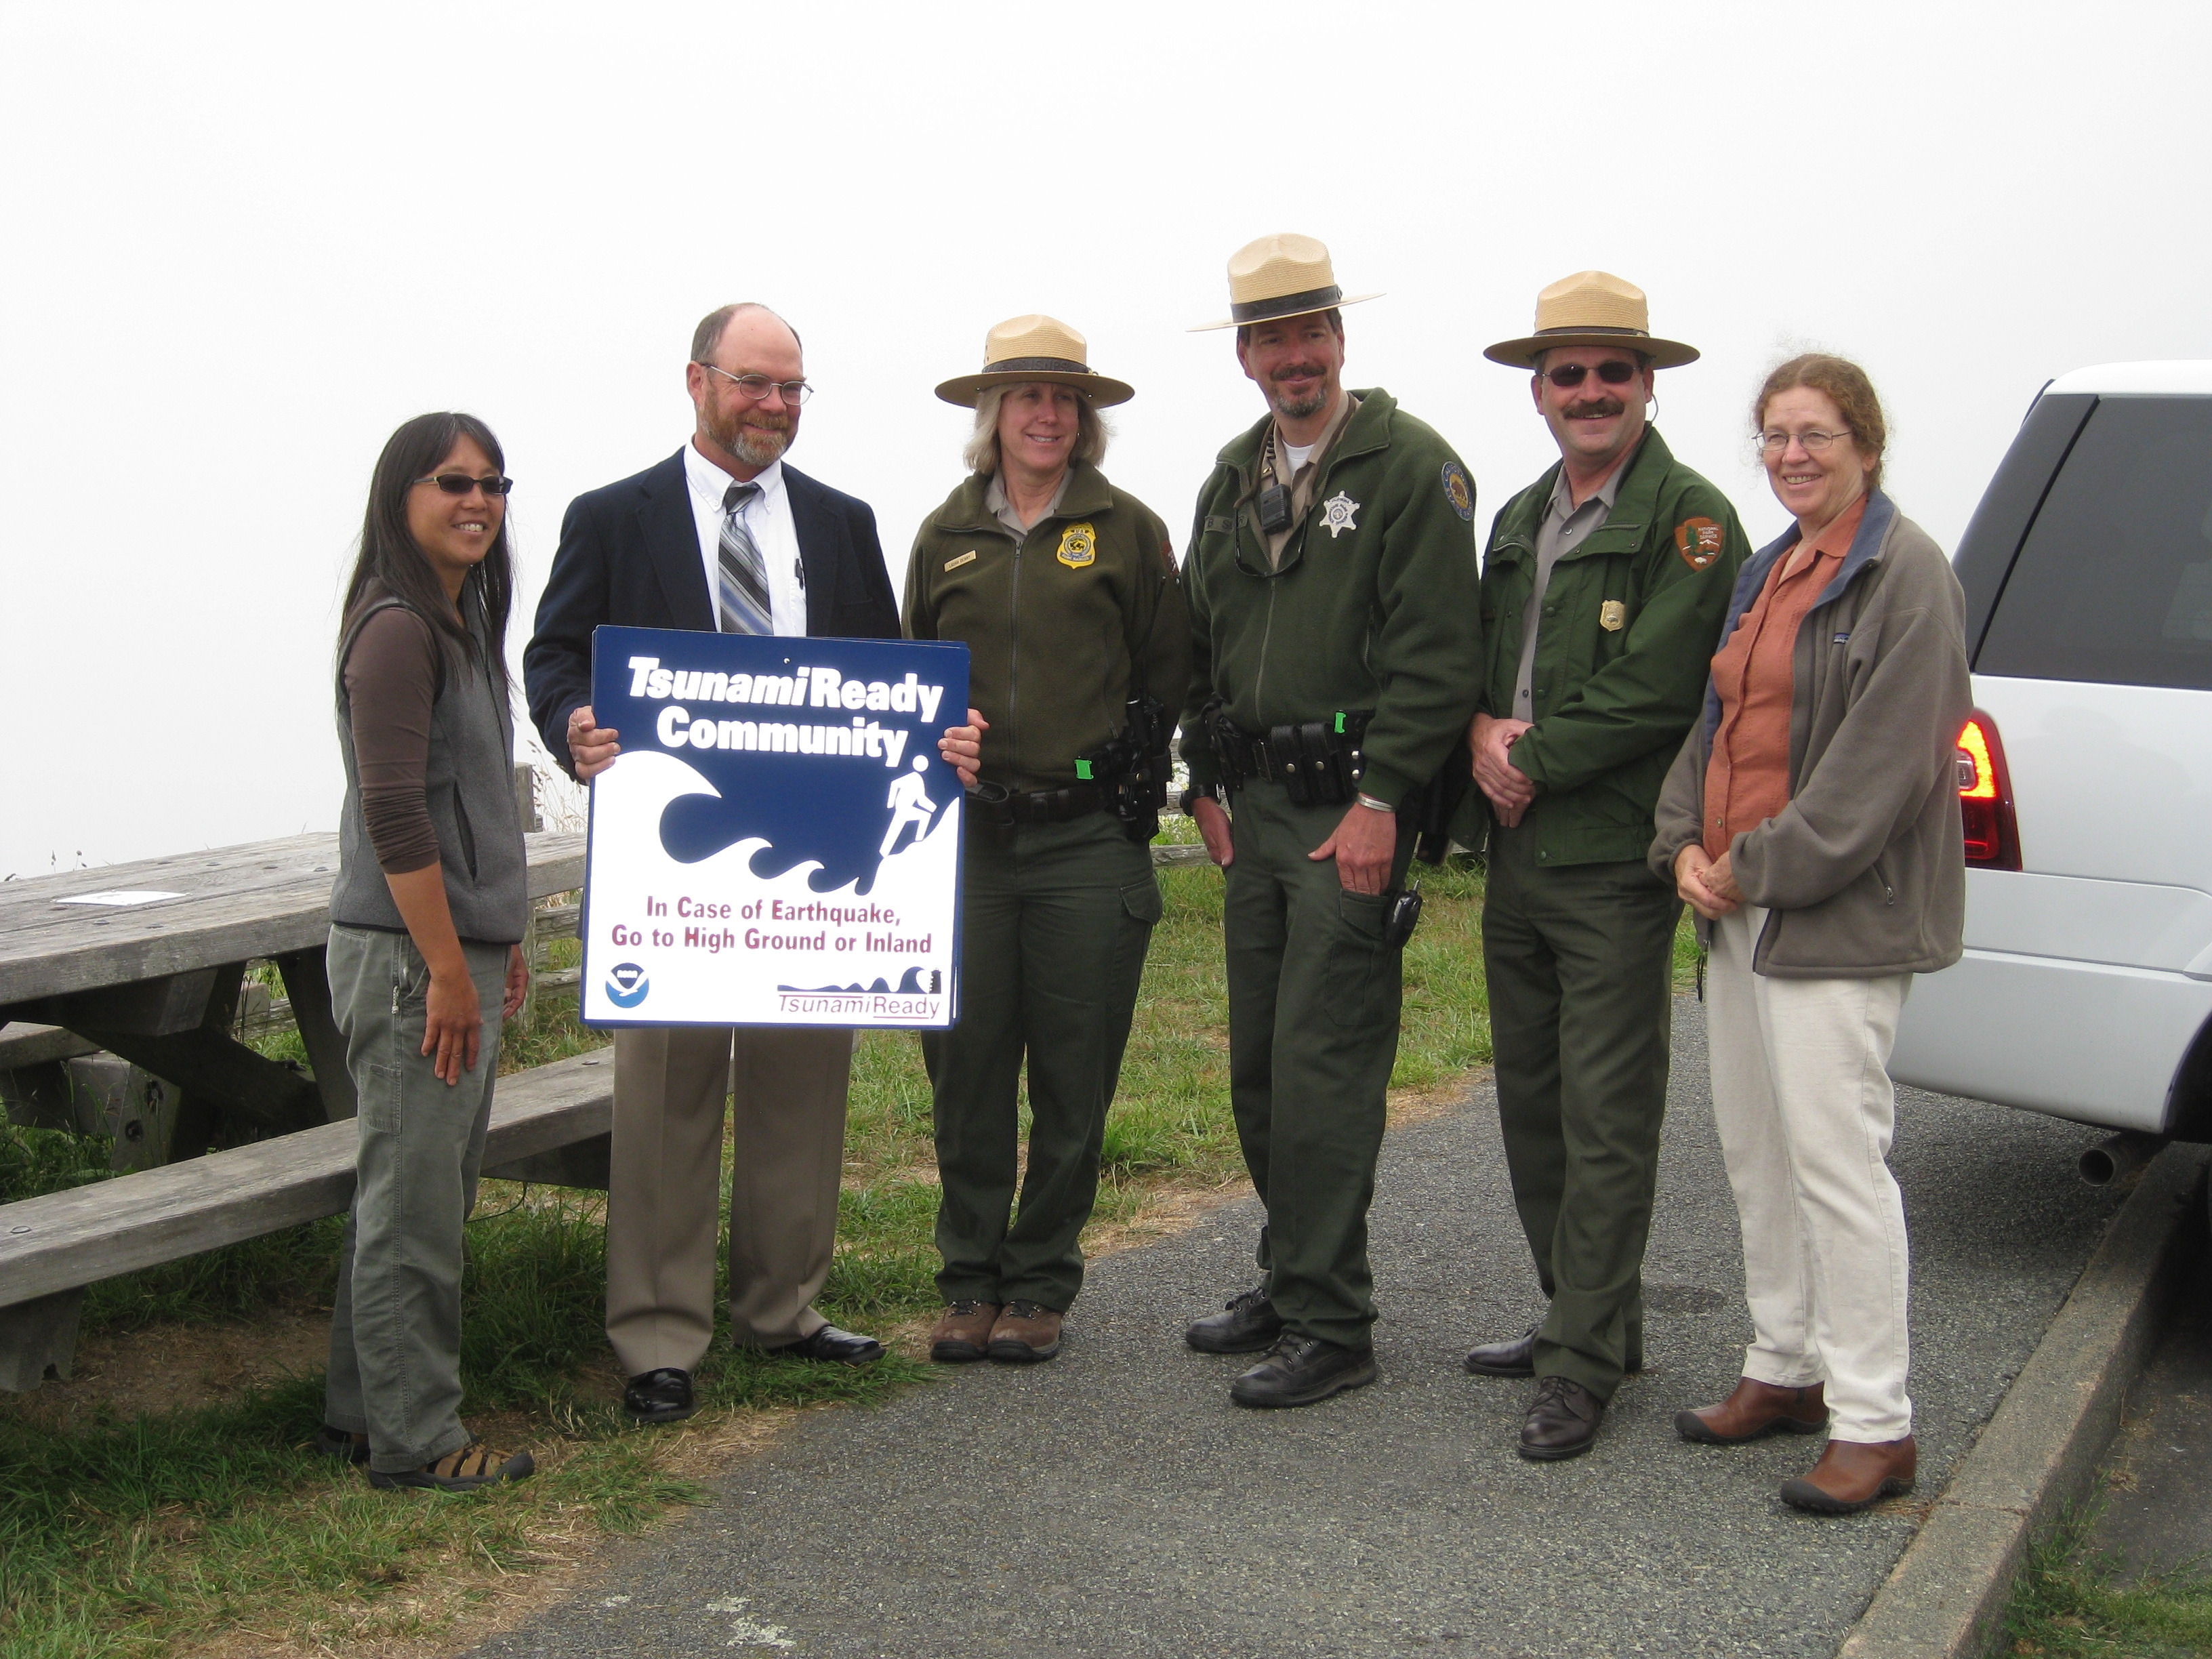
[341,604,447,875]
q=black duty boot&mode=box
[1185,1286,1284,1354]
[1228,1332,1378,1408]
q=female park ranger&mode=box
[908,316,1189,1364]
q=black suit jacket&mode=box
[524,449,901,776]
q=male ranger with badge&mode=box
[1460,272,1746,1460]
[1180,234,1481,1408]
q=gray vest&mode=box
[331,593,528,945]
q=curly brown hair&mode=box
[1754,353,1887,491]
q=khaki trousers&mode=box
[605,1024,853,1374]
[1706,905,1914,1443]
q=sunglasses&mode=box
[1543,360,1640,389]
[414,473,515,496]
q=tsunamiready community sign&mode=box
[579,626,968,1029]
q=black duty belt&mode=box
[1209,710,1372,808]
[968,781,1114,827]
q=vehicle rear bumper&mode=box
[1891,950,2212,1133]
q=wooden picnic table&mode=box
[0,831,585,1163]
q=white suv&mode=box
[1889,362,2212,1144]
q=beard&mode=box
[708,405,792,467]
[1267,363,1330,422]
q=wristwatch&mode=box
[1181,783,1222,814]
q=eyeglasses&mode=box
[1544,360,1641,388]
[1757,429,1854,455]
[701,364,815,405]
[414,473,514,496]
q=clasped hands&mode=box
[1673,842,1744,920]
[1470,711,1536,830]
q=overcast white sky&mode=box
[5,0,2209,878]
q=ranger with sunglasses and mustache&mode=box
[1460,272,1746,1462]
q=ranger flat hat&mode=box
[1483,270,1700,369]
[1190,232,1382,333]
[935,314,1134,407]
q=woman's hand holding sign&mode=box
[939,710,986,788]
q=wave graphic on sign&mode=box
[777,966,943,995]
[658,747,950,895]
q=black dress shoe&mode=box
[1229,1333,1378,1408]
[1464,1324,1642,1379]
[1185,1286,1285,1354]
[1463,1324,1539,1377]
[768,1325,884,1365]
[1519,1375,1603,1461]
[623,1367,698,1425]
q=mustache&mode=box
[1564,398,1624,420]
[1270,362,1326,383]
[744,412,793,432]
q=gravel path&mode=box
[476,996,2123,1658]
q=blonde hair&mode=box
[1755,353,1887,491]
[964,382,1109,476]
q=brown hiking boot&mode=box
[987,1300,1063,1363]
[367,1442,535,1492]
[1675,1378,1828,1445]
[1781,1435,1917,1514]
[928,1300,1001,1363]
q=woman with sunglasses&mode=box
[318,412,535,1490]
[1653,355,1969,1513]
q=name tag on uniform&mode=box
[1599,600,1627,632]
[943,550,977,571]
[1204,514,1235,534]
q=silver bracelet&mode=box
[1356,792,1393,813]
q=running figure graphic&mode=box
[880,756,938,857]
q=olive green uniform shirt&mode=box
[1181,388,1483,809]
[905,462,1189,795]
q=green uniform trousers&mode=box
[1224,784,1415,1351]
[925,811,1160,1310]
[1481,821,1681,1401]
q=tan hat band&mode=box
[1536,324,1649,340]
[982,355,1092,375]
[1229,283,1342,325]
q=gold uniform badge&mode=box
[943,550,978,571]
[1057,522,1097,569]
[1600,600,1627,632]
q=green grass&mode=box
[2001,1507,2212,1656]
[0,851,1506,1656]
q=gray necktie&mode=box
[718,482,771,635]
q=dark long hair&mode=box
[339,411,515,693]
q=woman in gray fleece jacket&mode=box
[1650,355,1969,1516]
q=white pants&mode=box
[1706,906,1914,1442]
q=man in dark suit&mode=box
[524,302,901,1425]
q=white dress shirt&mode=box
[683,438,806,637]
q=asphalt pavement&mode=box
[475,996,2125,1659]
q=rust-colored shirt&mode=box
[1702,498,1865,857]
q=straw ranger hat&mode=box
[1483,271,1699,369]
[935,315,1133,407]
[1190,232,1382,333]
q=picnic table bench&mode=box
[0,827,610,1390]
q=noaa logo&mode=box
[605,961,651,1008]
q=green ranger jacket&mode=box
[1461,427,1747,866]
[1180,389,1483,809]
[904,462,1190,794]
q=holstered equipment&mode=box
[1203,699,1374,809]
[1073,693,1174,841]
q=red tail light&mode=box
[1957,710,2022,870]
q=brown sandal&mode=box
[367,1441,535,1491]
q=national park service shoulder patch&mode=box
[1674,516,1725,572]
